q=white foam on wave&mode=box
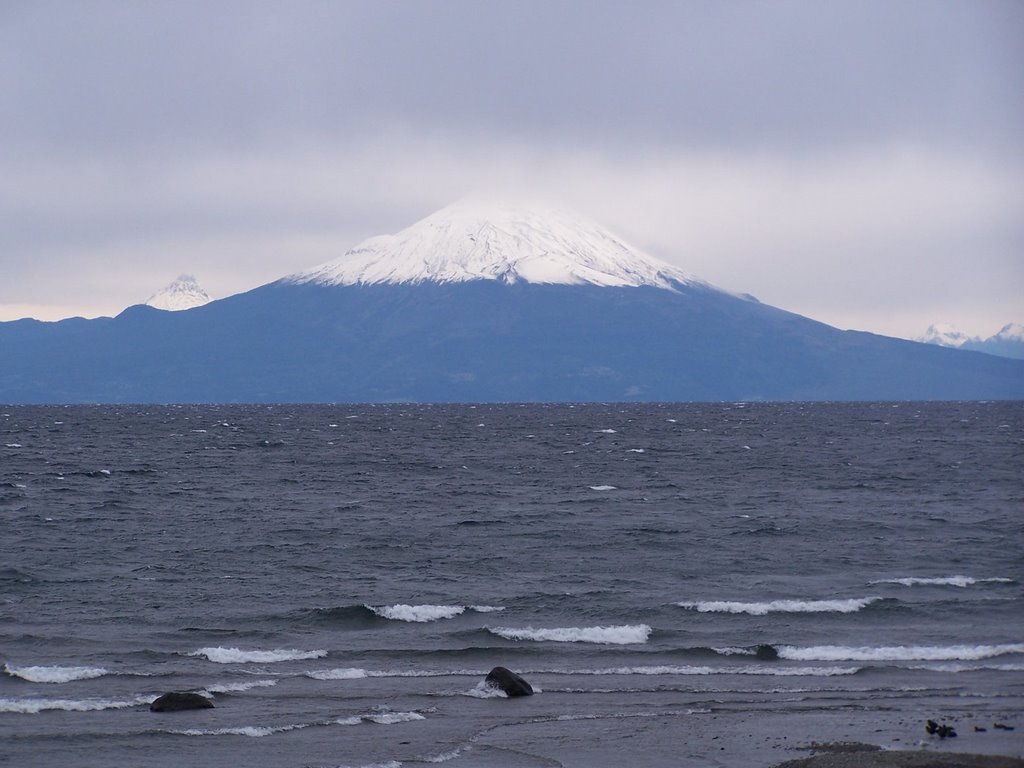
[3,663,109,683]
[308,667,369,680]
[588,485,617,491]
[425,748,464,763]
[678,597,880,615]
[1,694,152,714]
[335,711,426,726]
[369,604,461,622]
[489,625,651,645]
[173,724,306,737]
[369,604,504,622]
[779,643,1024,662]
[566,665,859,677]
[200,679,278,695]
[362,711,425,725]
[908,662,1024,673]
[596,429,618,434]
[870,576,1014,587]
[307,667,486,680]
[172,711,424,738]
[462,681,508,699]
[188,647,327,664]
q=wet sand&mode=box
[773,742,1024,768]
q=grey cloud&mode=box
[2,0,1021,157]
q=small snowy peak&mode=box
[285,200,702,290]
[916,323,975,348]
[145,274,211,311]
[917,322,1024,359]
[990,322,1024,343]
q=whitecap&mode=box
[200,679,278,694]
[188,647,327,664]
[568,664,859,677]
[588,485,617,491]
[3,663,109,683]
[908,662,1024,673]
[677,597,880,615]
[490,625,651,645]
[461,681,507,699]
[778,643,1024,662]
[173,724,304,737]
[364,711,425,725]
[626,448,645,453]
[596,429,617,434]
[308,667,486,680]
[307,667,369,680]
[870,576,1014,587]
[425,748,465,763]
[1,694,152,714]
[4,443,22,448]
[368,604,466,622]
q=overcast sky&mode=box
[2,0,1021,338]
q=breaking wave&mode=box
[677,597,882,615]
[199,679,278,695]
[562,665,859,677]
[1,694,153,713]
[870,576,1015,588]
[170,710,425,737]
[778,643,1024,662]
[188,647,328,664]
[368,604,503,622]
[3,663,109,683]
[488,625,652,645]
[306,667,485,680]
[173,724,308,738]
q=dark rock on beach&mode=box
[755,643,780,661]
[484,666,534,697]
[150,692,214,712]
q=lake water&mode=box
[2,402,1022,767]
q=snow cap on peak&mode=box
[145,274,212,311]
[917,322,975,348]
[992,322,1024,342]
[285,199,700,290]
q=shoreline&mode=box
[772,743,1024,768]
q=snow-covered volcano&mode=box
[286,200,701,289]
[145,274,211,311]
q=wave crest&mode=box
[489,625,651,645]
[188,647,327,664]
[569,664,859,677]
[1,694,152,713]
[3,663,109,683]
[779,643,1024,662]
[870,576,1015,587]
[368,604,503,622]
[677,597,881,615]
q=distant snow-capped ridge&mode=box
[145,274,211,311]
[285,200,704,290]
[917,323,975,348]
[918,322,1024,360]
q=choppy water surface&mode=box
[2,402,1022,767]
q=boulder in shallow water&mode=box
[485,666,533,697]
[755,644,780,661]
[150,692,214,712]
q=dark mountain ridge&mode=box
[3,279,1021,403]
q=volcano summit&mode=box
[1,202,1021,403]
